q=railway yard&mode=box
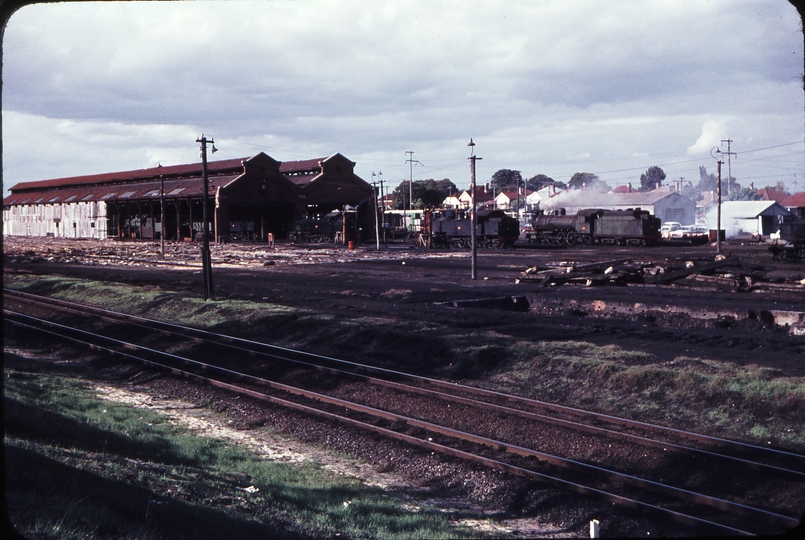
[4,235,805,538]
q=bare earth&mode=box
[4,235,805,537]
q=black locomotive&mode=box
[421,209,520,248]
[528,208,661,246]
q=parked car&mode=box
[660,221,682,239]
[669,225,709,243]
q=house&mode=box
[755,186,790,202]
[779,192,805,218]
[3,152,373,242]
[457,187,495,210]
[441,193,462,209]
[705,200,790,238]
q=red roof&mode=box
[780,192,805,208]
[756,187,789,202]
[10,158,247,192]
[4,175,240,206]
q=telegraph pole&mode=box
[372,181,380,251]
[159,174,165,260]
[711,147,723,254]
[468,139,481,280]
[405,151,423,232]
[720,139,736,198]
[197,134,215,300]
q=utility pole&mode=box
[197,134,215,300]
[405,151,423,233]
[711,147,723,254]
[720,139,736,198]
[372,181,380,251]
[159,174,165,260]
[468,139,482,280]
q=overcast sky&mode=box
[2,0,804,198]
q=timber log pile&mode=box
[517,257,805,293]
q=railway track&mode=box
[5,288,804,536]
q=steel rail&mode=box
[5,310,799,535]
[6,288,805,471]
[13,290,801,480]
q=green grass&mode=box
[4,358,484,540]
[479,347,805,448]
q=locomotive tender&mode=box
[528,208,662,246]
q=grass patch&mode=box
[4,359,484,540]
[479,345,805,449]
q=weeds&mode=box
[4,363,481,539]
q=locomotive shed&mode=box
[4,235,805,537]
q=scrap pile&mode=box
[517,256,805,293]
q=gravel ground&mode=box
[4,235,805,537]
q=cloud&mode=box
[2,1,803,195]
[687,120,727,155]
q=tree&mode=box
[727,186,762,202]
[568,172,607,191]
[526,174,555,191]
[490,169,523,193]
[389,178,457,209]
[639,166,666,191]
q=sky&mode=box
[2,0,804,199]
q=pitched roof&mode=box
[9,158,247,192]
[756,187,789,202]
[3,175,240,206]
[718,200,790,217]
[780,191,805,208]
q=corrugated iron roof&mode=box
[10,158,247,193]
[4,175,239,206]
[280,158,324,173]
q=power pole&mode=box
[196,134,215,301]
[159,174,165,260]
[468,139,482,280]
[372,181,380,251]
[405,151,423,232]
[720,139,736,198]
[711,147,723,254]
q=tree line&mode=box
[384,166,781,210]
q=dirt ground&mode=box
[4,236,805,537]
[4,236,804,373]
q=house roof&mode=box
[756,187,789,202]
[697,191,716,208]
[780,192,805,208]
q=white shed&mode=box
[705,201,790,238]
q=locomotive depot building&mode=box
[3,152,374,243]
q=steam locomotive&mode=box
[421,209,520,248]
[527,208,661,246]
